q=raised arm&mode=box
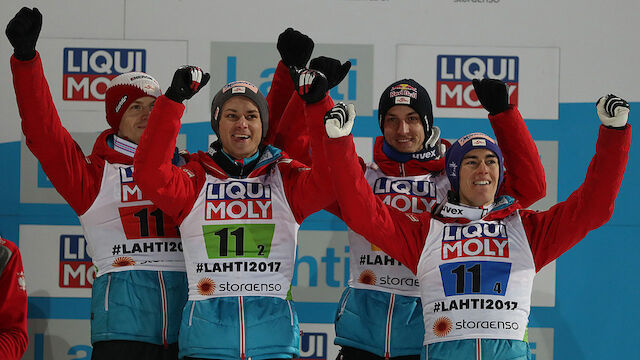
[323,104,430,273]
[264,28,314,144]
[273,87,312,164]
[265,60,296,145]
[8,8,102,215]
[522,95,631,271]
[134,66,210,222]
[277,67,337,222]
[472,78,546,208]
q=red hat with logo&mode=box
[104,72,162,130]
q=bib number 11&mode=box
[202,224,275,259]
[439,261,511,296]
[119,205,180,239]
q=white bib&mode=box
[80,163,185,276]
[417,210,535,344]
[348,163,449,296]
[179,166,299,300]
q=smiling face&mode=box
[382,105,425,153]
[218,96,262,159]
[117,96,155,144]
[458,148,500,207]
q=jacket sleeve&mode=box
[273,94,312,165]
[134,95,204,223]
[264,61,295,145]
[521,125,631,271]
[0,240,28,360]
[279,95,337,223]
[490,106,546,208]
[10,52,103,215]
[325,134,430,274]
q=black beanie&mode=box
[378,79,433,139]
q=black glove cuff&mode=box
[13,48,36,61]
[301,91,326,104]
[489,104,511,116]
[164,87,184,103]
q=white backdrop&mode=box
[2,0,639,143]
[1,1,639,359]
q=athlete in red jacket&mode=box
[134,65,337,359]
[320,94,630,359]
[267,28,546,360]
[0,238,28,360]
[7,7,189,359]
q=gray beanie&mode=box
[210,80,269,139]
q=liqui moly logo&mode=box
[436,55,519,108]
[442,223,509,260]
[205,182,272,220]
[63,48,146,101]
[373,178,437,214]
[119,166,145,203]
[59,235,95,288]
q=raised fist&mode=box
[277,28,314,68]
[289,67,328,104]
[309,56,351,90]
[472,78,510,115]
[324,102,355,138]
[164,66,211,103]
[5,7,42,61]
[597,94,629,127]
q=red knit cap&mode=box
[104,72,162,130]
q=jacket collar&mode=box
[373,136,446,176]
[91,129,135,165]
[199,143,283,179]
[432,196,521,224]
[93,129,186,166]
[112,134,137,158]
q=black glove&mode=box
[5,7,42,61]
[472,78,510,115]
[289,67,328,104]
[277,28,314,68]
[309,56,351,90]
[164,65,210,103]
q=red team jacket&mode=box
[325,124,630,275]
[11,53,137,216]
[0,238,28,360]
[133,94,336,227]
